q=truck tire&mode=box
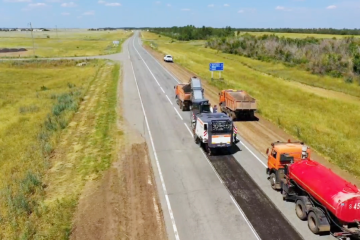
[295,200,307,220]
[179,101,183,110]
[269,173,277,190]
[307,211,320,234]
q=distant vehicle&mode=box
[164,55,173,62]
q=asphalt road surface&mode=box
[1,31,336,240]
[123,32,337,240]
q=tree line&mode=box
[205,34,360,83]
[148,25,233,40]
[149,26,360,40]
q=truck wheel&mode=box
[308,211,320,234]
[295,200,307,220]
[179,101,183,110]
[269,173,277,190]
[194,136,200,145]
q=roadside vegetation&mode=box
[0,30,133,58]
[206,34,360,84]
[141,31,360,178]
[0,59,122,239]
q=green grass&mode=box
[0,30,133,58]
[142,31,360,178]
[0,59,122,239]
[238,31,360,39]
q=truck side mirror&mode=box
[266,148,269,154]
[218,93,221,96]
[191,120,195,123]
[174,86,175,89]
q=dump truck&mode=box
[192,112,233,155]
[219,89,257,120]
[174,83,191,111]
[174,76,208,111]
[174,76,206,111]
[266,140,311,190]
[266,142,360,239]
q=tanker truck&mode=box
[266,141,360,239]
[218,89,257,120]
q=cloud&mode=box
[98,0,105,3]
[82,10,94,15]
[28,2,46,7]
[166,3,171,7]
[238,9,244,13]
[105,2,121,6]
[155,1,160,4]
[224,3,229,7]
[181,8,190,11]
[275,6,292,11]
[208,4,214,7]
[326,5,337,9]
[61,1,76,7]
[238,8,256,13]
[3,0,32,2]
[61,12,70,15]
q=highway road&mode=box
[123,31,337,240]
[0,31,335,240]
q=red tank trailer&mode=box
[278,155,360,239]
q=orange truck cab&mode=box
[266,140,311,190]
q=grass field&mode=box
[0,59,122,239]
[0,30,133,58]
[238,31,360,39]
[142,31,360,178]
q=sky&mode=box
[0,0,359,29]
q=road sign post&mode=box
[209,62,224,80]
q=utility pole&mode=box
[56,25,59,40]
[29,22,36,57]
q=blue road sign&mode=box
[209,62,224,71]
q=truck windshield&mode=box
[200,105,211,113]
[212,120,232,133]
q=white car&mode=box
[164,55,173,62]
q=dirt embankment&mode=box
[143,45,360,186]
[70,139,167,240]
[69,63,168,240]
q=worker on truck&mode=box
[213,105,218,113]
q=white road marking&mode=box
[130,60,180,240]
[133,39,163,87]
[160,86,165,93]
[137,36,268,170]
[133,35,261,240]
[240,142,267,168]
[165,95,173,105]
[173,107,183,120]
[230,196,262,240]
[184,123,193,137]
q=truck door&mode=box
[268,148,277,170]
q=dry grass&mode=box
[0,59,122,239]
[0,30,133,58]
[141,31,360,178]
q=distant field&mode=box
[0,59,122,239]
[141,31,360,178]
[238,31,360,39]
[0,30,133,57]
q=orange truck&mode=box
[218,90,257,120]
[174,83,192,111]
[265,140,311,190]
